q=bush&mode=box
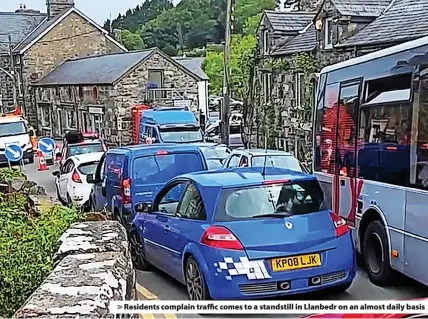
[0,167,24,183]
[0,193,79,317]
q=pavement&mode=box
[22,160,428,318]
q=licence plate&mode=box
[271,253,321,271]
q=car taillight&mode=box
[263,179,290,185]
[330,213,349,237]
[200,226,243,250]
[122,178,131,204]
[156,150,168,156]
[72,170,82,183]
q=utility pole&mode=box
[221,0,233,145]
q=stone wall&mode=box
[20,11,124,128]
[15,221,135,318]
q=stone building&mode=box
[0,0,127,129]
[32,48,209,145]
[254,0,428,166]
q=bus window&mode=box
[317,82,340,174]
[336,83,360,178]
[313,73,327,172]
[411,69,428,190]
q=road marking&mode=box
[136,282,159,300]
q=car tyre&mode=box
[129,229,151,271]
[363,220,393,286]
[185,256,211,300]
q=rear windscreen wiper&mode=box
[252,213,292,218]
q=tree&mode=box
[120,30,144,50]
[233,0,276,34]
[283,0,301,10]
[163,45,178,56]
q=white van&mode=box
[0,116,34,164]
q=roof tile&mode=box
[338,0,428,47]
[272,23,317,55]
[264,11,315,32]
[331,0,391,17]
[172,57,209,80]
[0,11,45,53]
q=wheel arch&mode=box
[359,205,392,266]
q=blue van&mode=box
[139,107,204,144]
[86,144,208,230]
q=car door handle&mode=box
[163,225,170,232]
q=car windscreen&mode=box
[132,152,204,184]
[159,127,203,143]
[77,161,99,175]
[67,143,104,157]
[251,155,302,172]
[0,121,27,137]
[215,180,326,221]
[229,125,242,135]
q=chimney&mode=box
[46,0,74,19]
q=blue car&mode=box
[130,167,356,300]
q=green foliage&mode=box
[243,13,262,35]
[290,52,318,74]
[162,45,178,56]
[121,29,144,50]
[234,0,276,34]
[0,167,23,183]
[0,195,79,317]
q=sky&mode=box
[2,0,173,25]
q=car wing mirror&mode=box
[135,202,152,213]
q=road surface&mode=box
[24,161,428,318]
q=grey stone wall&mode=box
[14,221,135,318]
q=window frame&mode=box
[295,72,305,108]
[153,179,189,215]
[227,154,242,168]
[263,30,269,54]
[324,18,333,49]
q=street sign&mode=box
[38,137,55,154]
[173,99,191,107]
[5,144,23,162]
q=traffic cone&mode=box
[37,153,48,171]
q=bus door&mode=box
[334,80,362,226]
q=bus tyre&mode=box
[363,220,393,286]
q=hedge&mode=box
[0,168,80,317]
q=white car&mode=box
[52,152,104,210]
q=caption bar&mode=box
[109,300,428,314]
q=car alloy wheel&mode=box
[186,257,204,300]
[129,230,150,271]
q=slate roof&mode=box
[338,0,428,47]
[264,11,315,32]
[172,57,209,80]
[12,7,70,53]
[0,11,46,53]
[35,49,156,86]
[331,0,391,17]
[271,23,316,55]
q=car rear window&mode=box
[67,142,104,157]
[251,155,302,172]
[215,180,326,221]
[133,152,204,184]
[77,161,99,175]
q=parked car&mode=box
[224,148,309,173]
[190,142,231,169]
[52,152,104,210]
[57,131,107,168]
[204,121,244,149]
[129,166,356,300]
[86,144,209,230]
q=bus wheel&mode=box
[363,220,393,286]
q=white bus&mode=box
[313,36,428,287]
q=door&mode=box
[334,80,361,226]
[82,112,88,132]
[59,159,74,199]
[92,154,107,211]
[143,182,187,272]
[90,113,102,135]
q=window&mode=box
[132,153,204,184]
[214,180,326,221]
[317,82,339,174]
[410,69,428,190]
[263,30,269,54]
[67,87,72,100]
[251,155,303,172]
[336,83,360,178]
[295,73,305,107]
[0,121,27,137]
[106,154,125,182]
[77,161,99,175]
[264,73,272,103]
[41,106,51,127]
[78,87,84,100]
[97,156,106,181]
[357,74,412,186]
[61,159,75,174]
[238,156,249,167]
[92,87,99,102]
[324,18,333,49]
[227,154,241,168]
[65,109,77,129]
[159,127,203,143]
[229,125,242,135]
[177,183,206,220]
[68,143,104,157]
